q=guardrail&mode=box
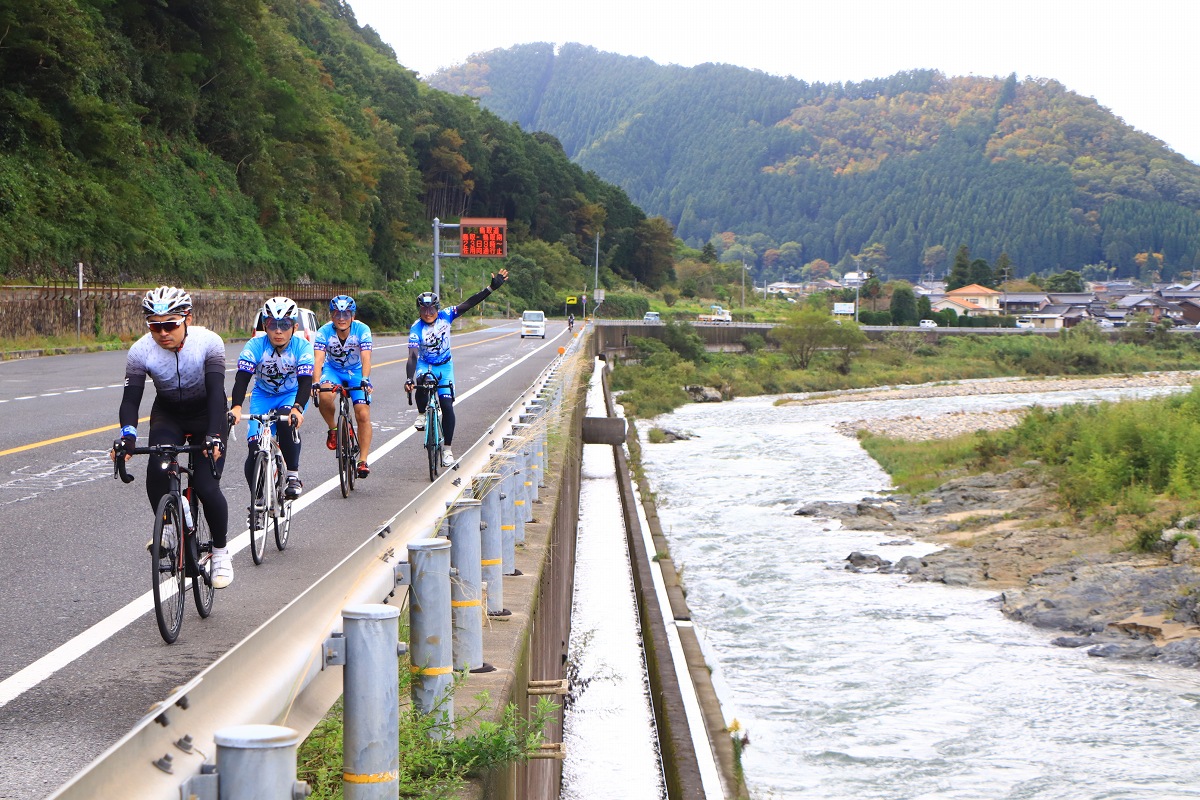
[48,342,579,800]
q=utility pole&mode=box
[741,260,746,308]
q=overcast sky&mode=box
[349,0,1200,165]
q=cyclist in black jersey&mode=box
[111,287,233,588]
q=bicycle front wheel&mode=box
[249,451,269,565]
[151,494,186,644]
[337,413,352,498]
[426,409,440,481]
[189,493,215,618]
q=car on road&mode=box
[253,305,319,343]
[521,310,546,339]
[918,319,938,328]
[643,311,661,324]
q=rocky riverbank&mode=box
[795,372,1200,668]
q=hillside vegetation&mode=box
[429,44,1200,282]
[0,2,670,300]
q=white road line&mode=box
[0,333,563,708]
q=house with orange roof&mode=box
[944,284,1002,315]
[931,296,987,318]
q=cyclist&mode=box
[405,269,509,467]
[313,295,374,478]
[228,297,314,501]
[567,313,575,332]
[111,287,234,589]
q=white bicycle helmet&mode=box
[142,286,192,316]
[261,296,298,321]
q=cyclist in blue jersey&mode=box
[313,295,374,478]
[228,297,315,499]
[111,286,234,588]
[405,269,508,467]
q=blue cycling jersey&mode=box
[408,308,459,366]
[237,334,315,396]
[314,320,372,370]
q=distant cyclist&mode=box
[568,313,575,332]
[228,297,314,501]
[111,287,234,588]
[405,269,509,467]
[313,295,374,478]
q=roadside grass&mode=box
[0,333,131,354]
[856,431,1001,495]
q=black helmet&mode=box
[416,291,440,310]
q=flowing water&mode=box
[637,384,1200,800]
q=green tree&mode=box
[1044,270,1084,292]
[889,283,918,326]
[862,276,883,311]
[700,241,718,263]
[917,294,933,320]
[828,320,869,374]
[771,309,849,369]
[994,252,1014,285]
[947,245,971,290]
[968,258,995,288]
[922,245,948,279]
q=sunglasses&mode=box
[265,318,295,332]
[332,310,354,320]
[147,319,184,333]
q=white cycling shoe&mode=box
[441,447,455,467]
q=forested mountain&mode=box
[0,3,660,292]
[429,44,1200,282]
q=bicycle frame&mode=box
[407,374,452,481]
[244,409,295,563]
[317,382,367,497]
[114,441,215,643]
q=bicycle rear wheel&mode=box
[189,491,215,618]
[275,499,292,551]
[337,412,352,498]
[151,494,186,644]
[249,451,269,565]
[346,416,357,492]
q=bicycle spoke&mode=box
[151,494,186,643]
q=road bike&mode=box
[407,374,455,482]
[244,409,295,564]
[317,381,368,498]
[114,441,217,644]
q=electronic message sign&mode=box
[459,217,507,258]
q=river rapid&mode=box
[638,385,1200,800]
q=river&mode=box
[637,384,1200,799]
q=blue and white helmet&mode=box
[330,295,356,313]
[142,286,192,316]
[261,296,298,321]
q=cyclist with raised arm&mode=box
[313,295,374,478]
[228,297,314,501]
[111,287,234,588]
[405,269,509,467]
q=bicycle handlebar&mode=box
[243,409,301,444]
[113,442,214,484]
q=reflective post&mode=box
[518,412,542,500]
[498,454,521,574]
[213,724,306,800]
[342,604,400,799]
[447,498,491,671]
[407,538,454,738]
[502,435,529,539]
[472,472,509,616]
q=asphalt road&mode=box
[0,319,568,799]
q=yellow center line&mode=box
[4,329,521,456]
[0,416,150,457]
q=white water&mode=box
[639,385,1200,799]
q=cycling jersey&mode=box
[124,326,225,409]
[314,320,372,370]
[408,308,459,366]
[236,335,315,396]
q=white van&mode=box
[918,319,938,328]
[521,310,546,339]
[643,311,661,324]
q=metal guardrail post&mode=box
[518,413,542,501]
[472,472,509,617]
[341,604,400,799]
[523,403,548,489]
[498,454,521,575]
[447,498,492,672]
[502,435,530,539]
[213,724,308,800]
[407,538,454,738]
